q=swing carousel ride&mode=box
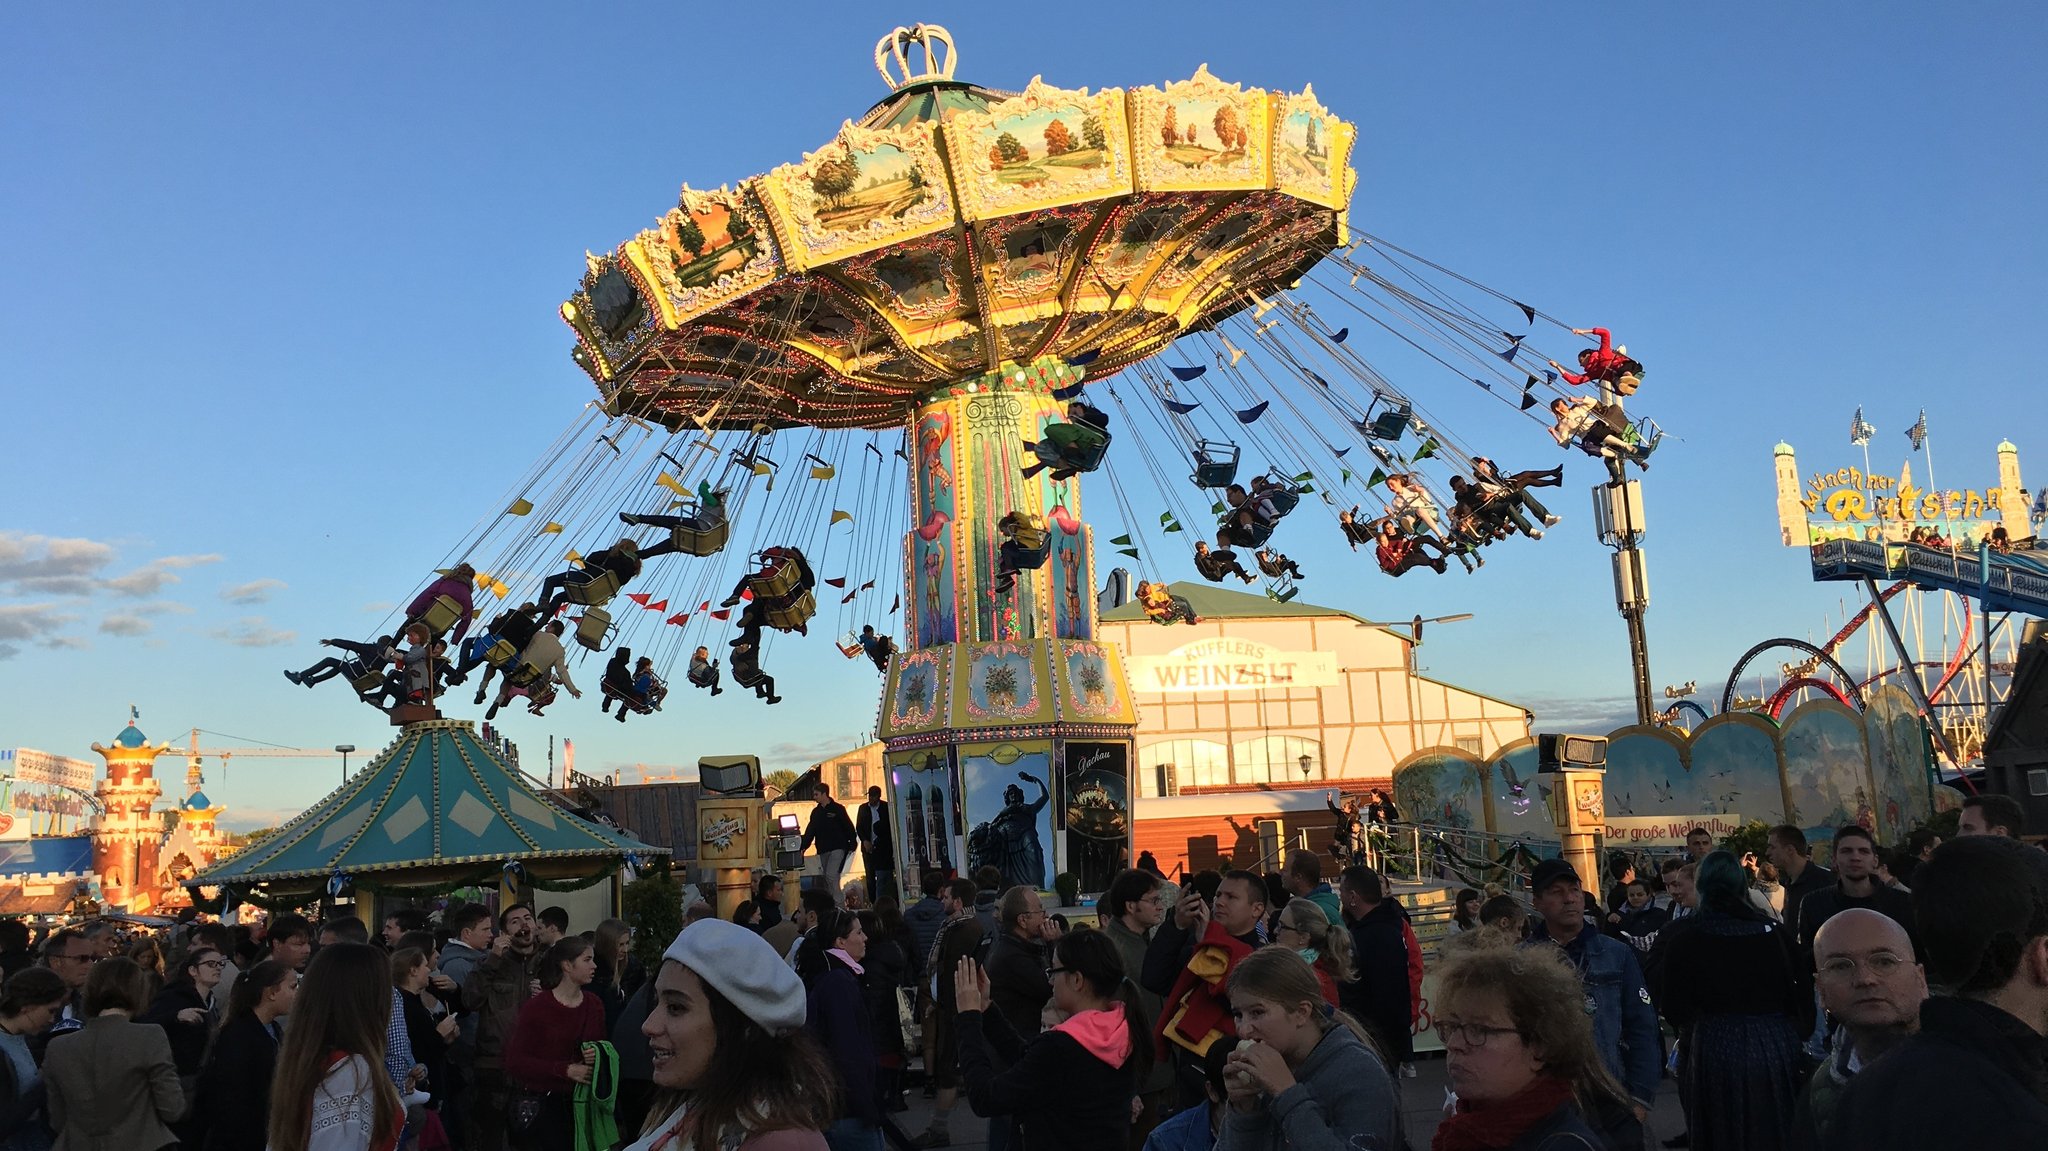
[284,25,1670,881]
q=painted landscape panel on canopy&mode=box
[1131,66,1273,194]
[763,120,956,271]
[1684,713,1786,827]
[944,79,1134,221]
[1780,700,1875,858]
[1601,728,1691,820]
[1393,751,1486,833]
[1270,87,1356,215]
[1862,685,1932,842]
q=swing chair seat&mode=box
[1366,400,1413,441]
[416,595,465,637]
[687,662,719,688]
[1040,422,1111,473]
[1192,441,1241,488]
[1006,513,1050,551]
[749,556,805,601]
[763,590,817,632]
[836,632,865,659]
[562,569,621,607]
[573,606,614,652]
[505,662,547,689]
[1220,519,1274,549]
[669,506,731,556]
[1265,579,1300,603]
[482,638,518,668]
[602,680,659,715]
[349,667,388,696]
[730,650,768,688]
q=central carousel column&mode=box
[881,354,1139,895]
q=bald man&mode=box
[1790,908,1927,1149]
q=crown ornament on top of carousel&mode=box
[558,24,1358,433]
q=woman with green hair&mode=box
[1650,850,1811,1150]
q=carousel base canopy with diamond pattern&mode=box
[192,720,665,904]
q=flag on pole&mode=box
[1905,409,1928,451]
[1849,406,1876,446]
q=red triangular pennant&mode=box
[841,590,857,604]
[710,609,732,620]
[859,579,876,591]
[825,577,847,589]
[626,592,652,606]
[645,599,669,612]
[666,613,689,625]
[889,595,900,614]
[697,600,711,612]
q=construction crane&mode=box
[162,729,349,797]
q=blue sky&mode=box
[4,4,2043,829]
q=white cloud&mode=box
[100,614,153,637]
[0,532,117,583]
[102,553,224,598]
[0,603,80,659]
[210,616,296,649]
[221,578,287,605]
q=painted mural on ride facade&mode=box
[1390,694,1936,858]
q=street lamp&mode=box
[335,744,355,787]
[1297,752,1314,780]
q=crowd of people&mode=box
[0,790,2037,1151]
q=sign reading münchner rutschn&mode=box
[1125,638,1340,693]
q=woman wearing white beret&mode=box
[624,919,835,1151]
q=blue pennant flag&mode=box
[1169,365,1207,381]
[1164,398,1201,415]
[1235,401,1270,424]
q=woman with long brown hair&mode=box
[626,920,832,1150]
[1215,947,1401,1150]
[1430,946,1638,1151]
[505,937,608,1151]
[266,943,402,1151]
[193,959,297,1151]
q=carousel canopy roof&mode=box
[195,720,665,890]
[560,24,1357,432]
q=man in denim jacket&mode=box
[1521,858,1663,1117]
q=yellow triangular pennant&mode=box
[655,473,689,495]
[506,497,534,516]
[540,522,564,535]
[810,464,836,480]
[830,509,854,526]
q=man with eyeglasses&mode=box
[982,885,1062,1151]
[30,928,95,1061]
[1789,908,1926,1148]
[1829,835,2048,1147]
[1100,868,1171,1146]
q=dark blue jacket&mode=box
[1522,918,1662,1107]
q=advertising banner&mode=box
[1603,813,1746,846]
[1126,637,1339,693]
